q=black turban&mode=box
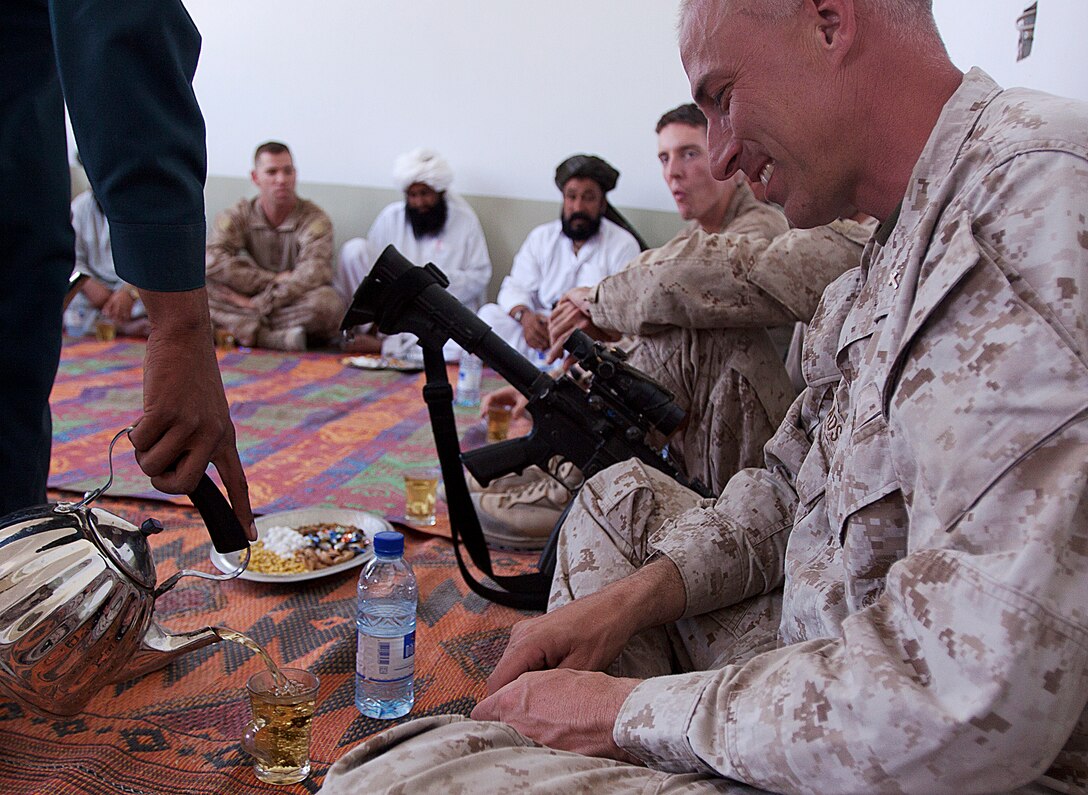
[554,154,620,193]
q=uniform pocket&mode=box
[827,389,902,545]
[881,215,1088,533]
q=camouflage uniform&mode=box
[620,216,874,492]
[588,211,871,339]
[205,197,343,343]
[321,70,1088,793]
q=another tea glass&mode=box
[486,403,513,443]
[242,668,319,785]
[94,317,116,342]
[214,327,236,350]
[404,468,440,526]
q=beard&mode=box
[406,193,449,239]
[561,210,601,242]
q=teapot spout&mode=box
[119,621,221,682]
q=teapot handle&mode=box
[189,474,250,554]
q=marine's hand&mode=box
[487,556,688,696]
[128,288,256,540]
[547,288,618,363]
[546,302,593,364]
[485,589,638,695]
[471,669,642,763]
[220,285,255,310]
[268,302,311,329]
[560,286,593,314]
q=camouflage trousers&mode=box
[319,462,782,794]
[206,283,344,346]
[550,459,782,674]
[318,715,767,794]
[623,326,794,495]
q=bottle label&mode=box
[357,631,415,683]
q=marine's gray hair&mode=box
[680,0,939,39]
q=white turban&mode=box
[392,148,454,193]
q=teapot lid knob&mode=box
[140,518,164,536]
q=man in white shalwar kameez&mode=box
[337,148,492,361]
[477,154,641,362]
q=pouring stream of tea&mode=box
[214,627,289,690]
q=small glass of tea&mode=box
[403,468,440,526]
[242,667,319,785]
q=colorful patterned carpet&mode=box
[0,495,538,794]
[48,338,505,526]
[0,338,540,793]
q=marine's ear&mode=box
[805,0,857,65]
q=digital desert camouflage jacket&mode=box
[588,191,875,337]
[615,68,1088,793]
[206,196,334,315]
[588,181,787,334]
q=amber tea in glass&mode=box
[486,403,513,443]
[242,667,318,785]
[404,468,439,526]
[94,317,116,342]
[214,327,235,350]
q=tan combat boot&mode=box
[469,459,583,550]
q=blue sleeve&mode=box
[50,0,208,291]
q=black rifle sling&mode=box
[420,345,550,611]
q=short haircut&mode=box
[680,0,937,36]
[656,103,707,133]
[254,141,291,165]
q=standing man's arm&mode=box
[51,0,254,536]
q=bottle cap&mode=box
[373,531,404,557]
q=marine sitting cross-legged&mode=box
[320,1,1088,792]
[205,141,343,352]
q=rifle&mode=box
[343,245,711,609]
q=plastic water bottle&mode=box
[529,347,551,371]
[455,353,482,407]
[355,531,418,719]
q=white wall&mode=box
[934,0,1087,101]
[69,1,1087,211]
[185,0,691,212]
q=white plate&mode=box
[342,355,424,372]
[210,507,391,583]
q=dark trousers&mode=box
[0,1,76,514]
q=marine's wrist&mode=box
[596,556,685,638]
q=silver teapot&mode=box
[0,429,251,716]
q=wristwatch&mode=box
[512,308,526,323]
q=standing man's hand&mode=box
[129,287,256,540]
[471,669,642,762]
